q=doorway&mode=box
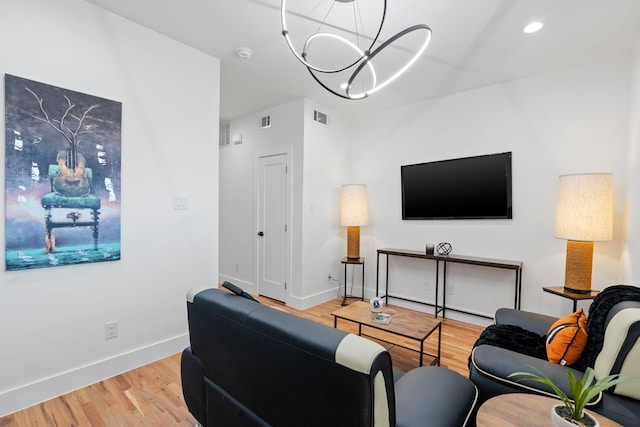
[257,153,288,302]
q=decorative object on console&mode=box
[555,173,613,293]
[436,242,452,255]
[425,244,435,255]
[340,184,368,259]
[280,0,432,100]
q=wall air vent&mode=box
[313,110,328,125]
[219,121,230,147]
[260,115,271,129]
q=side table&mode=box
[341,257,365,306]
[543,286,599,311]
[476,393,621,427]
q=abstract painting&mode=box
[5,74,121,271]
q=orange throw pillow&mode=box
[546,309,588,366]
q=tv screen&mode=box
[401,152,512,220]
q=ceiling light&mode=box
[281,0,432,100]
[523,21,544,34]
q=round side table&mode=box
[476,393,621,427]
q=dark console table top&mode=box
[377,248,522,270]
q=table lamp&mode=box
[340,184,368,259]
[555,173,613,293]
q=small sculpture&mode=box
[436,242,452,255]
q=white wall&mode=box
[351,57,632,321]
[299,101,351,307]
[219,99,304,301]
[220,55,637,320]
[624,41,640,283]
[220,99,351,309]
[0,0,219,416]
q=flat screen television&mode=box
[401,152,512,220]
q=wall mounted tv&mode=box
[401,152,512,220]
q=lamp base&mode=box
[346,226,360,259]
[563,240,594,294]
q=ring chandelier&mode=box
[281,0,432,100]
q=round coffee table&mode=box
[476,393,622,427]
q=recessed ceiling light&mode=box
[523,21,544,34]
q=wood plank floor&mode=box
[0,296,484,426]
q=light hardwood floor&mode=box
[0,296,484,427]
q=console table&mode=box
[376,248,523,319]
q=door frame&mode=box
[255,146,293,304]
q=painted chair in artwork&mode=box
[41,163,101,252]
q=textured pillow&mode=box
[546,309,588,366]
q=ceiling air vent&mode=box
[219,121,230,147]
[260,115,271,129]
[313,110,328,125]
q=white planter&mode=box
[551,405,600,427]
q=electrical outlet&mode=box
[105,321,118,340]
[446,284,455,296]
[327,271,332,280]
[424,281,431,291]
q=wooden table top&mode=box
[543,286,600,300]
[331,301,440,340]
[476,393,621,427]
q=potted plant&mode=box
[509,366,639,427]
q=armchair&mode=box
[469,285,640,426]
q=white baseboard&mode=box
[287,287,341,310]
[0,334,190,418]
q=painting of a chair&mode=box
[41,163,101,252]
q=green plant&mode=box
[509,366,640,422]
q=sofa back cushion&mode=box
[187,288,396,426]
[593,302,640,400]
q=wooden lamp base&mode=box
[564,240,594,294]
[346,226,360,259]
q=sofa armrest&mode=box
[495,308,557,336]
[470,345,601,405]
[181,347,206,426]
[395,367,477,427]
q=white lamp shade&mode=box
[555,173,613,241]
[340,184,368,226]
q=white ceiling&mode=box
[84,0,640,121]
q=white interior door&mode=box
[257,154,287,302]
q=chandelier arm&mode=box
[346,24,432,99]
[352,0,361,49]
[307,33,377,99]
[302,33,366,74]
[314,0,336,38]
[306,67,353,99]
[281,0,387,73]
[307,54,377,100]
